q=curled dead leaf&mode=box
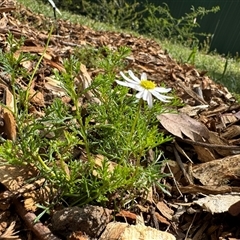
[194,194,240,214]
[93,154,117,177]
[3,109,16,141]
[0,221,20,240]
[157,113,209,141]
[77,64,101,104]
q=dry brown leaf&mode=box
[157,113,209,141]
[0,191,12,210]
[23,185,56,212]
[77,64,101,104]
[194,194,240,214]
[221,125,240,139]
[30,91,45,106]
[55,160,70,180]
[3,109,16,141]
[0,13,8,28]
[0,82,16,140]
[207,131,233,156]
[13,51,30,70]
[0,7,16,13]
[164,160,185,182]
[68,231,89,240]
[44,58,66,72]
[146,187,153,203]
[29,86,45,106]
[154,212,170,225]
[0,83,14,112]
[234,110,240,119]
[93,154,117,177]
[178,104,209,117]
[0,163,53,212]
[116,210,137,221]
[0,221,20,240]
[220,113,237,126]
[156,201,174,221]
[20,59,33,70]
[45,76,67,97]
[177,80,208,105]
[17,46,53,55]
[23,197,37,212]
[192,154,240,186]
[0,165,36,191]
[193,145,215,163]
[99,222,176,240]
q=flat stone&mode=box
[51,205,112,238]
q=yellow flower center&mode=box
[140,80,156,89]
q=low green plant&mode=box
[142,3,220,47]
[187,44,198,65]
[0,33,177,208]
[83,0,143,30]
[39,0,219,49]
[54,0,144,30]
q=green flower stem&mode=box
[126,99,143,162]
[129,100,141,140]
[34,154,55,178]
[73,99,92,164]
[24,26,53,113]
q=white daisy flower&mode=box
[116,70,173,108]
[48,0,62,15]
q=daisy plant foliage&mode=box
[0,42,178,208]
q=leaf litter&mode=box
[0,0,240,239]
[157,113,209,141]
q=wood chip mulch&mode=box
[0,0,240,239]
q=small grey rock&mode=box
[51,205,112,238]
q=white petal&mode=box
[128,70,140,83]
[55,7,62,15]
[136,90,144,99]
[151,89,173,99]
[133,85,145,92]
[136,90,153,107]
[115,80,136,88]
[142,89,150,101]
[146,92,153,107]
[48,0,62,15]
[154,87,172,93]
[141,72,147,80]
[48,0,56,7]
[150,90,173,102]
[120,71,139,84]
